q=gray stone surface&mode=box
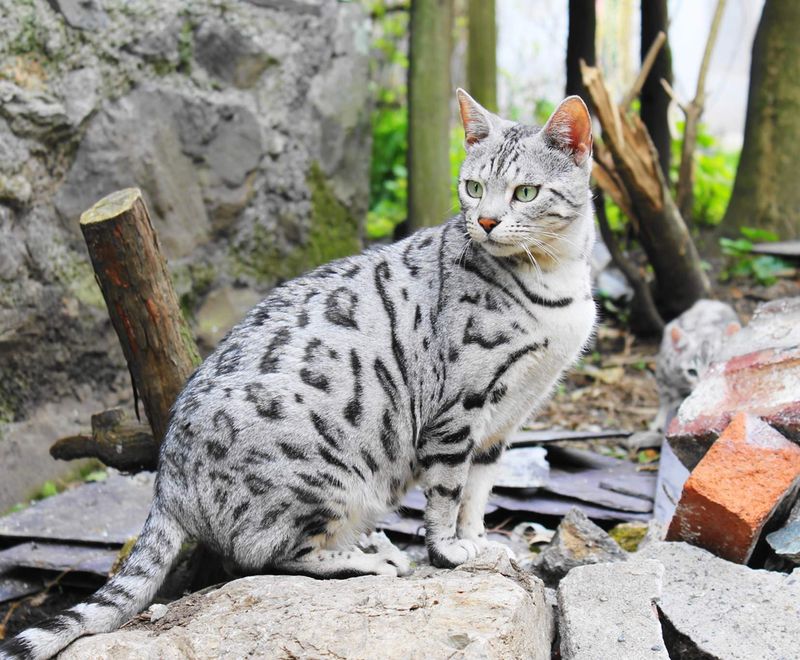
[532,508,627,586]
[636,542,800,660]
[0,0,370,493]
[0,472,153,544]
[61,552,554,660]
[558,560,668,660]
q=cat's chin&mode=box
[477,240,524,258]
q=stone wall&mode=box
[0,0,370,508]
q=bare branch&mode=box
[622,31,666,110]
[676,0,727,221]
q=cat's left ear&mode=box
[457,88,495,148]
[543,96,593,166]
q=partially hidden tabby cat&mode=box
[1,89,596,660]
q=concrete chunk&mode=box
[636,542,800,660]
[533,508,627,586]
[558,560,668,660]
[61,556,554,659]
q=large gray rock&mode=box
[61,554,554,659]
[532,508,627,586]
[558,560,668,660]
[636,542,800,660]
[0,0,370,504]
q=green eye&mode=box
[465,180,484,198]
[514,185,539,202]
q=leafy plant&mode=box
[719,227,792,285]
[671,122,739,227]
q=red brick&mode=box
[667,413,800,564]
[668,297,800,469]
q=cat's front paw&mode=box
[428,538,480,568]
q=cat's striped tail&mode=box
[0,503,185,660]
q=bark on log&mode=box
[80,188,200,446]
[581,62,710,319]
[50,409,157,472]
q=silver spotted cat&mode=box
[1,90,596,659]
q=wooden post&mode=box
[80,188,201,446]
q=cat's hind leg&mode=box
[272,546,405,579]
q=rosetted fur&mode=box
[1,91,596,659]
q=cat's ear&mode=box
[457,88,494,147]
[543,96,593,165]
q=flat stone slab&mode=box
[0,542,118,576]
[0,473,153,545]
[558,560,668,660]
[636,542,800,660]
[61,554,554,659]
[668,297,800,469]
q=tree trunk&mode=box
[396,0,453,239]
[722,0,800,239]
[80,188,201,446]
[582,63,711,319]
[566,0,596,103]
[640,0,672,180]
[467,0,497,112]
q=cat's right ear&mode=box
[457,88,494,148]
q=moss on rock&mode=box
[232,161,361,285]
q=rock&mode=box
[621,430,663,451]
[194,18,277,89]
[46,0,109,30]
[61,556,554,659]
[667,413,800,563]
[668,297,800,469]
[59,68,100,128]
[636,541,800,660]
[558,560,668,660]
[194,285,262,351]
[1,0,369,496]
[608,521,649,552]
[766,521,800,564]
[532,508,627,586]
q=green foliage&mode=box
[719,227,792,285]
[671,122,739,226]
[177,19,194,74]
[367,94,408,239]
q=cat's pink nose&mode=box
[478,217,499,234]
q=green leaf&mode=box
[740,226,779,243]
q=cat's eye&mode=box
[465,180,484,198]
[514,185,539,202]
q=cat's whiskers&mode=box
[518,242,545,287]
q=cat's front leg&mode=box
[457,443,503,545]
[418,434,478,568]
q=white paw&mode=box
[359,532,414,576]
[429,538,480,568]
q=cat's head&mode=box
[456,89,593,265]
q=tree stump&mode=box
[80,188,201,447]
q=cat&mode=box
[652,299,740,432]
[0,89,596,659]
